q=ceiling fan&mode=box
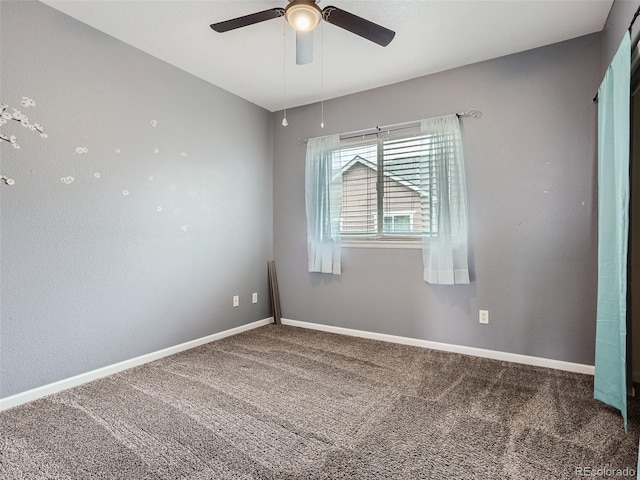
[210,0,395,65]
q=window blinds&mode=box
[333,128,437,238]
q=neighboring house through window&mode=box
[332,129,433,240]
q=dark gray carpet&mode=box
[1,324,638,479]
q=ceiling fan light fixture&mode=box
[285,2,322,32]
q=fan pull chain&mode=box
[282,18,288,127]
[320,21,325,128]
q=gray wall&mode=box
[273,33,602,365]
[0,1,273,398]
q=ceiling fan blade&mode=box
[322,6,395,47]
[210,8,285,33]
[296,31,314,65]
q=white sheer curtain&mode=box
[421,115,470,285]
[305,134,342,274]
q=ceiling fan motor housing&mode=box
[285,1,322,32]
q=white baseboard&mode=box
[0,318,273,412]
[280,318,595,376]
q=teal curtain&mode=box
[594,31,631,430]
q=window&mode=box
[332,127,434,241]
[383,213,412,232]
[306,115,469,283]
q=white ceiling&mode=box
[41,0,613,112]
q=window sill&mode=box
[341,239,422,250]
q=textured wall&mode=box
[273,34,602,365]
[0,1,273,398]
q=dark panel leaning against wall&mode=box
[273,33,601,365]
[0,1,273,398]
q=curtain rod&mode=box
[593,4,640,102]
[630,4,640,33]
[296,109,482,144]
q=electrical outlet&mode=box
[233,295,240,308]
[252,292,258,304]
[479,310,489,324]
